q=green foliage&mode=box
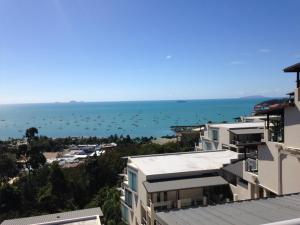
[0,153,18,183]
[87,186,122,224]
[25,127,38,141]
[0,184,21,212]
[0,134,187,223]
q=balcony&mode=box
[231,140,262,146]
[245,158,258,174]
[151,198,205,212]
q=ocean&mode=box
[0,99,265,140]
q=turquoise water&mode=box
[0,99,264,140]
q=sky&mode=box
[0,0,300,104]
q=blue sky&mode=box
[0,0,300,104]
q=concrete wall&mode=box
[218,127,230,149]
[281,153,300,194]
[257,142,279,194]
[232,178,252,200]
[125,163,148,225]
[285,88,300,149]
[202,126,230,150]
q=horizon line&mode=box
[0,96,278,106]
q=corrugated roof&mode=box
[229,128,264,135]
[1,207,103,225]
[155,193,300,225]
[144,176,228,193]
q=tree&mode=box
[0,184,21,212]
[87,187,122,224]
[0,153,18,183]
[102,188,121,224]
[28,152,46,170]
[23,128,46,170]
[16,144,28,158]
[25,127,38,141]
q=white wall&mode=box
[257,141,279,194]
[285,88,300,149]
[281,154,300,194]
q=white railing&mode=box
[153,200,174,209]
[180,198,192,208]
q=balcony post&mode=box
[177,199,181,209]
[203,196,207,206]
[149,200,154,225]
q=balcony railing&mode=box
[231,140,261,146]
[152,198,203,211]
[153,200,175,210]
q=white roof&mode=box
[1,208,103,225]
[209,122,264,129]
[129,150,239,176]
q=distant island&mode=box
[239,95,267,99]
[69,100,85,104]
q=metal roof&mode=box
[155,193,300,225]
[229,128,264,135]
[1,208,103,225]
[143,176,228,193]
[254,98,290,115]
[128,150,240,177]
[283,62,300,72]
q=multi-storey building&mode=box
[197,122,264,154]
[223,62,300,200]
[121,62,300,224]
[120,150,241,225]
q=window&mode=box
[210,129,219,141]
[204,142,212,150]
[238,178,248,187]
[121,204,129,223]
[125,189,133,208]
[128,170,137,192]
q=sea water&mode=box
[0,99,265,140]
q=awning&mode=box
[143,176,228,193]
[229,128,264,135]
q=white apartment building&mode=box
[198,122,264,153]
[120,150,241,225]
[223,62,300,200]
[121,62,300,224]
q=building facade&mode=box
[120,151,240,225]
[197,122,264,153]
[223,62,300,200]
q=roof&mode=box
[254,98,291,115]
[283,62,300,72]
[209,122,264,129]
[143,176,228,193]
[128,150,240,176]
[1,208,103,225]
[229,128,264,135]
[155,193,300,225]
